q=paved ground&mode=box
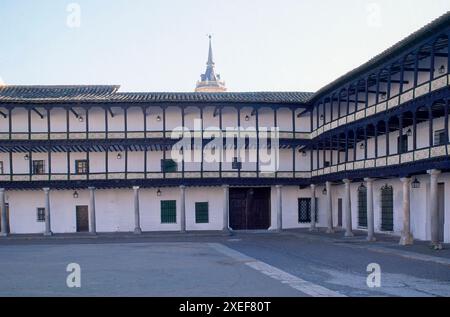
[0,230,449,297]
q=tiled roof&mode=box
[0,85,313,104]
[309,11,450,102]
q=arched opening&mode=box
[381,184,394,231]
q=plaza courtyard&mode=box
[0,230,449,297]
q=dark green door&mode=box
[381,185,394,231]
[358,184,367,228]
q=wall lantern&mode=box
[322,187,327,195]
[359,143,365,149]
[411,177,421,189]
[439,65,446,75]
[73,191,79,199]
[117,153,122,160]
[300,150,307,157]
[156,115,162,122]
[245,115,250,122]
[24,154,29,160]
[78,116,84,123]
[157,189,162,197]
[320,114,325,121]
[380,93,387,100]
[406,128,412,137]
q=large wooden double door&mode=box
[229,188,271,230]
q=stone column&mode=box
[325,181,334,234]
[364,178,376,241]
[43,188,52,236]
[310,184,318,231]
[276,185,283,232]
[222,185,230,232]
[180,185,186,233]
[399,178,414,245]
[133,186,142,234]
[88,187,96,235]
[0,189,8,237]
[343,179,354,237]
[428,169,442,248]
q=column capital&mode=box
[42,187,50,192]
[400,177,411,184]
[179,185,186,189]
[310,184,316,189]
[276,185,283,189]
[0,188,4,193]
[364,177,375,183]
[133,186,140,190]
[222,184,229,189]
[343,179,351,184]
[427,169,441,176]
[88,186,96,191]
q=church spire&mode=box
[207,35,214,66]
[195,35,227,92]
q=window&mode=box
[161,159,177,173]
[434,129,447,146]
[195,202,209,224]
[397,134,408,154]
[75,160,89,174]
[0,161,3,174]
[232,157,242,170]
[32,160,45,175]
[37,208,45,222]
[298,198,318,223]
[161,200,176,224]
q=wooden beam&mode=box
[32,108,44,119]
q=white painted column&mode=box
[0,188,7,237]
[325,181,334,234]
[364,178,376,242]
[222,185,230,232]
[343,179,354,237]
[180,185,186,233]
[88,187,96,235]
[399,178,413,245]
[276,185,283,232]
[133,186,142,234]
[310,184,318,231]
[43,188,52,236]
[428,169,442,248]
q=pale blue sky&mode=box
[0,0,449,92]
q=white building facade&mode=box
[0,13,449,247]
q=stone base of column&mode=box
[431,242,443,250]
[399,233,414,246]
[309,227,319,232]
[89,232,97,236]
[44,231,53,237]
[367,236,376,242]
[344,231,354,237]
[326,228,335,234]
[134,228,142,235]
[0,232,8,237]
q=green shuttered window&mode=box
[161,200,177,224]
[195,202,209,224]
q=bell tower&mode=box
[195,35,227,92]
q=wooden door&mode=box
[76,206,89,232]
[0,204,10,233]
[229,188,270,230]
[338,199,343,227]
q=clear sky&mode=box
[0,0,449,93]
